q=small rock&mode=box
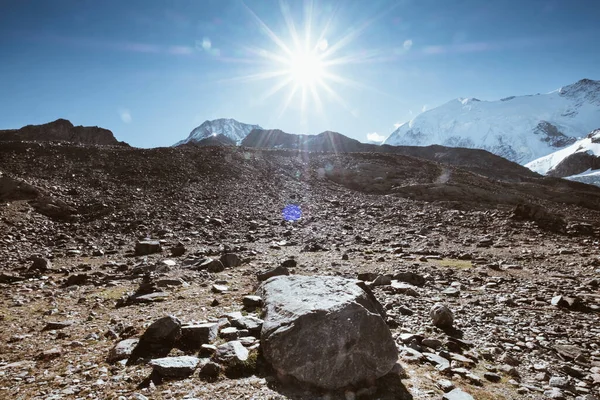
[197,258,224,273]
[199,360,221,381]
[242,295,263,308]
[430,303,454,328]
[484,372,502,383]
[220,327,239,341]
[549,376,570,388]
[30,257,51,272]
[107,338,139,363]
[135,240,161,256]
[392,271,425,286]
[179,323,219,350]
[257,265,289,282]
[170,244,186,257]
[215,341,249,364]
[499,352,520,366]
[437,379,455,392]
[37,347,62,360]
[220,253,241,268]
[421,338,443,350]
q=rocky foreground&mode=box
[0,141,599,400]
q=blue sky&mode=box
[1,0,599,147]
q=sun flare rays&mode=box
[222,0,382,118]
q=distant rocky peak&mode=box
[558,78,600,101]
[174,118,263,146]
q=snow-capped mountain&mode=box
[525,129,600,186]
[174,118,262,146]
[384,79,600,164]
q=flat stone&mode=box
[149,356,200,378]
[180,323,219,349]
[544,388,566,399]
[484,372,502,382]
[230,316,263,335]
[442,388,474,400]
[390,280,420,296]
[212,284,228,293]
[442,287,460,297]
[399,346,424,363]
[107,338,139,363]
[42,321,75,331]
[220,327,239,340]
[423,352,450,371]
[131,292,169,303]
[554,345,582,361]
[437,379,455,392]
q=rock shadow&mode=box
[266,372,413,400]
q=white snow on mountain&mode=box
[174,118,262,146]
[566,169,600,186]
[384,79,600,164]
[525,129,600,174]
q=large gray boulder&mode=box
[127,316,181,365]
[259,275,398,389]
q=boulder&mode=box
[430,303,454,328]
[259,275,397,389]
[30,257,51,272]
[127,316,181,365]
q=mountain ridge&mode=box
[384,78,600,164]
[0,119,126,146]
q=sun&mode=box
[288,50,324,86]
[226,1,384,117]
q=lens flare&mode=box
[282,204,302,221]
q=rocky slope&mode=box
[0,119,126,146]
[243,128,542,183]
[384,79,600,164]
[0,141,599,400]
[173,118,262,146]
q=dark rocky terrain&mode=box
[0,119,128,146]
[0,138,599,400]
